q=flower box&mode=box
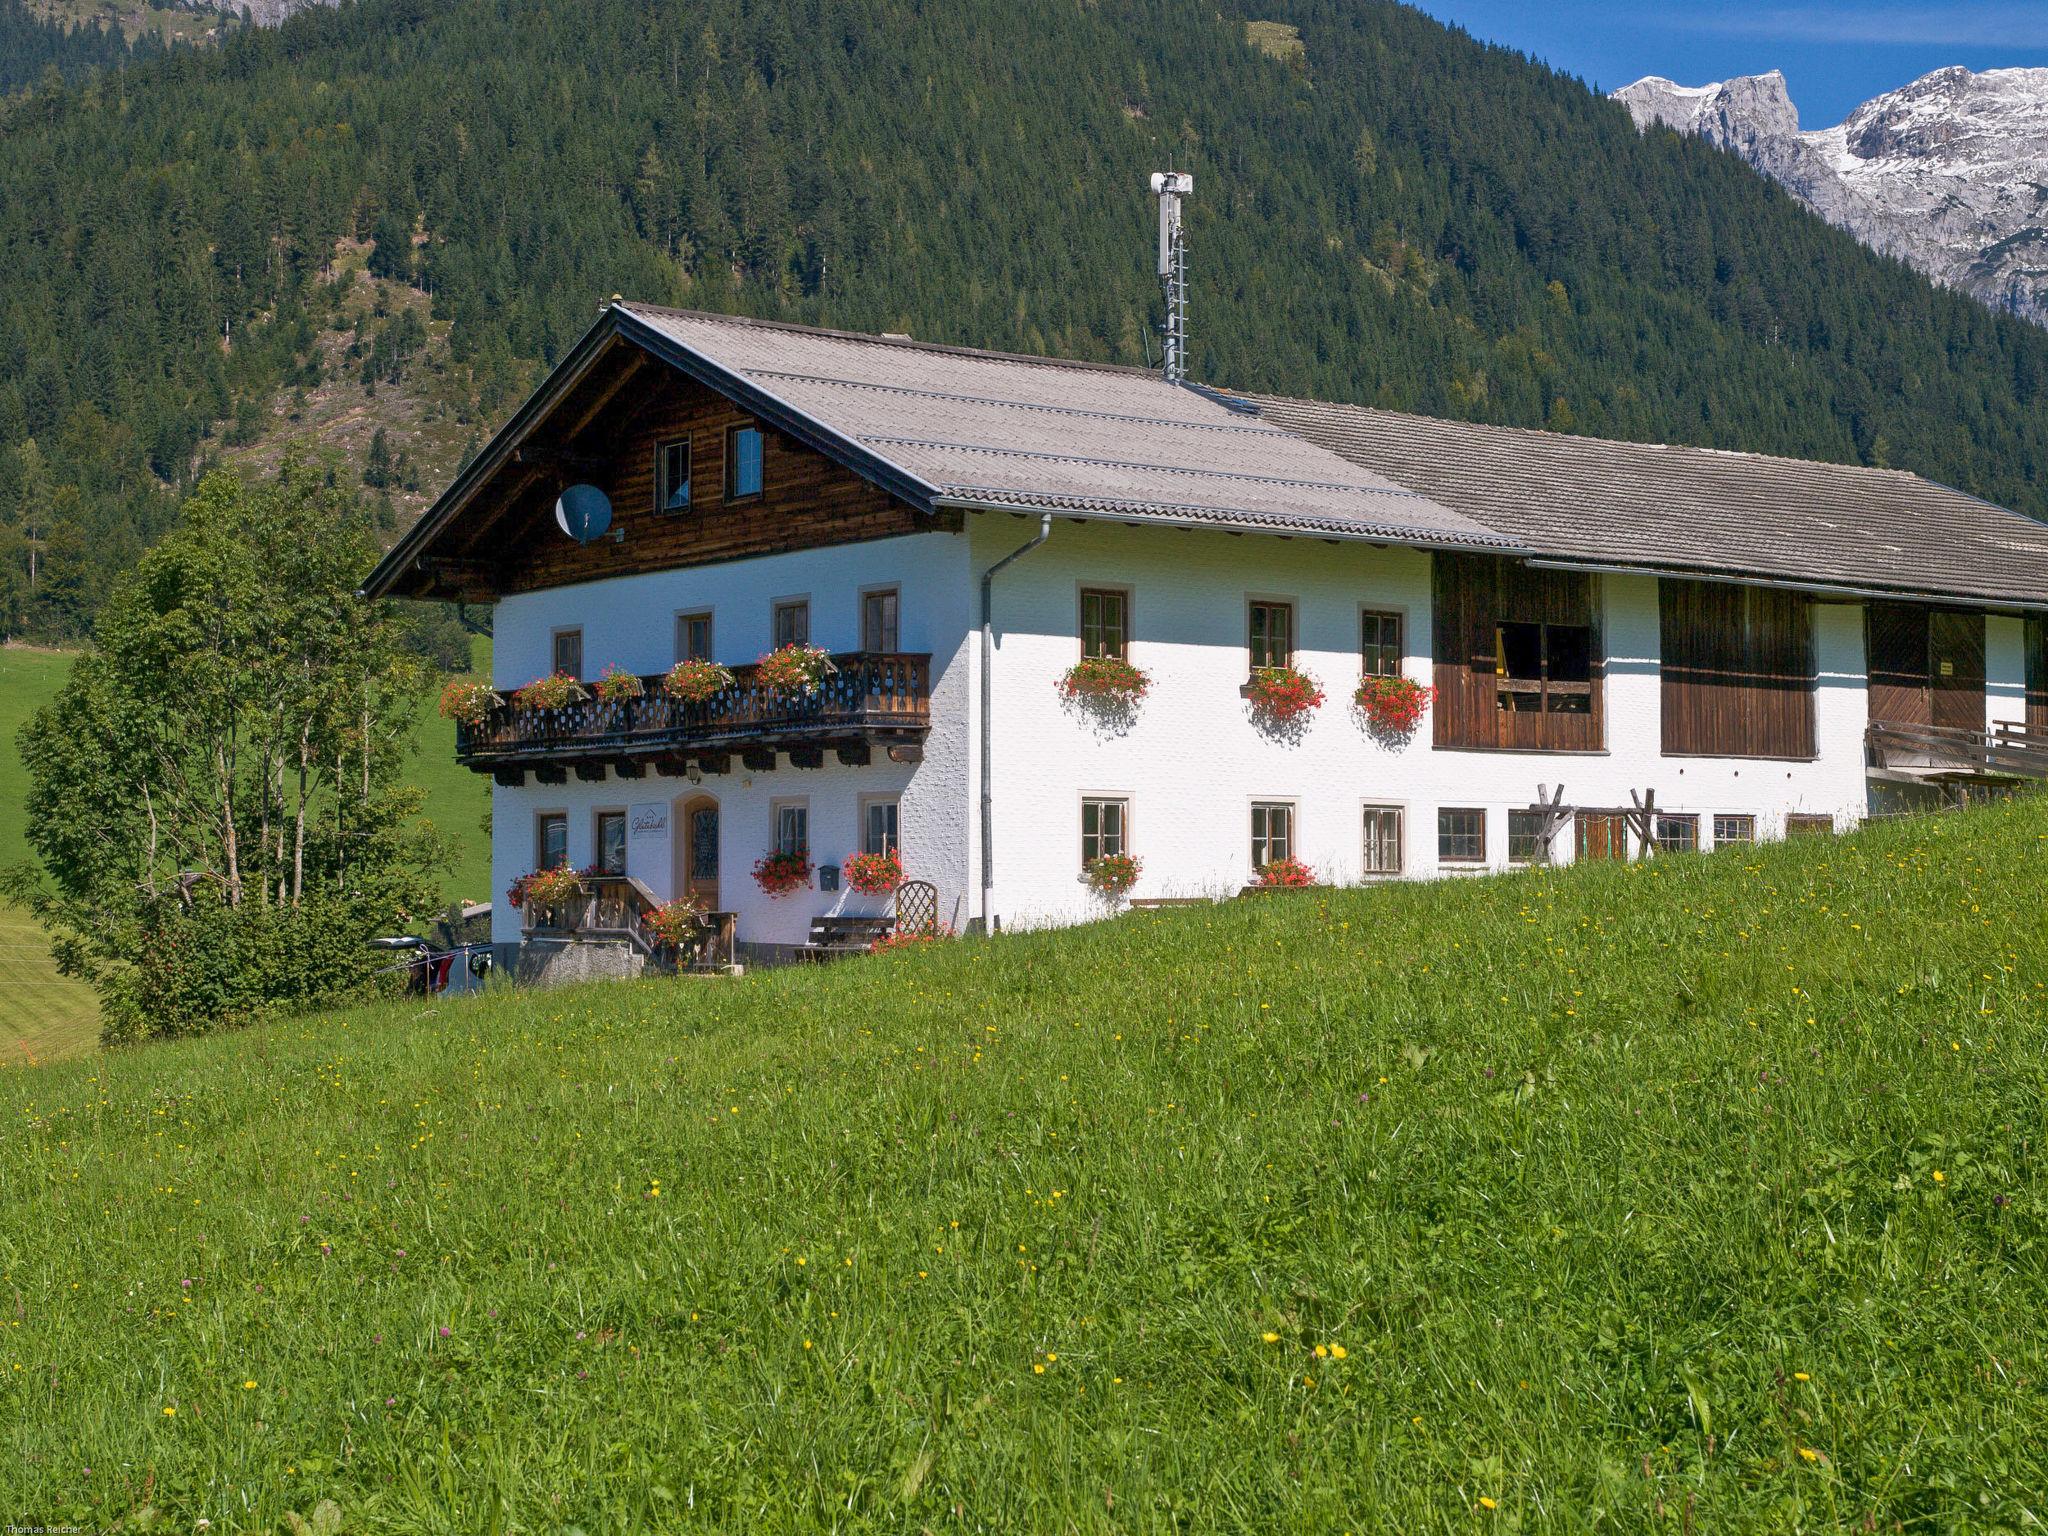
[511,672,585,711]
[437,679,499,726]
[1083,852,1142,897]
[1242,666,1324,722]
[1059,656,1150,708]
[752,849,814,897]
[1355,674,1435,735]
[755,644,833,695]
[843,848,904,895]
[591,664,645,704]
[663,657,737,703]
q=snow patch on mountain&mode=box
[1615,66,2048,327]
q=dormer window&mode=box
[726,425,764,500]
[656,438,691,512]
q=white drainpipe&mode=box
[978,514,1054,932]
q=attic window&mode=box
[726,425,764,500]
[1495,621,1592,714]
[656,439,691,512]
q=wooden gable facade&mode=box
[377,336,948,603]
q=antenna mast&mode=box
[1150,171,1192,382]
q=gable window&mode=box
[1361,610,1403,678]
[861,588,900,652]
[1652,813,1699,854]
[1081,797,1128,866]
[656,438,692,513]
[1713,813,1755,847]
[772,599,810,649]
[773,800,809,857]
[1507,808,1547,866]
[595,811,627,874]
[676,611,713,663]
[1438,808,1486,865]
[1496,621,1591,714]
[535,812,568,870]
[551,627,583,680]
[1250,801,1294,868]
[1362,805,1403,876]
[1081,588,1130,661]
[862,796,901,858]
[1249,601,1294,670]
[726,425,764,500]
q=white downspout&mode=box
[978,514,1054,932]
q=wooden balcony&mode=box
[1866,719,2048,782]
[458,651,931,783]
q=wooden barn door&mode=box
[1929,611,1985,732]
[1866,602,1931,727]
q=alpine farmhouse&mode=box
[363,302,2048,972]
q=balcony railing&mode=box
[456,651,931,773]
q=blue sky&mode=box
[1408,1,2048,126]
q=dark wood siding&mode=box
[1867,602,1931,727]
[429,345,944,597]
[1431,554,1602,752]
[2027,617,2048,733]
[1659,579,1816,758]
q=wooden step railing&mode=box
[1866,719,2048,781]
[522,874,736,969]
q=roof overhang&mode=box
[1521,556,2048,615]
[359,305,948,601]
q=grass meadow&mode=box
[0,795,2042,1530]
[0,643,492,1064]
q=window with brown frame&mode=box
[725,425,764,499]
[861,588,899,652]
[535,812,568,870]
[655,438,692,512]
[1249,601,1294,670]
[551,627,583,680]
[862,796,900,858]
[1081,588,1130,660]
[1713,814,1755,848]
[1250,801,1293,867]
[773,800,809,857]
[1361,610,1403,678]
[595,811,627,874]
[1081,797,1128,866]
[1362,806,1403,876]
[772,599,810,649]
[1438,808,1486,864]
[676,611,713,663]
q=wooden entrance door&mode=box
[1929,611,1986,731]
[1576,812,1628,862]
[1867,602,1931,726]
[677,795,720,908]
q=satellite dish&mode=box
[554,483,612,543]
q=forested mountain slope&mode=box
[4,0,2047,640]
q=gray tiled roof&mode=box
[617,305,1516,549]
[1251,394,2048,608]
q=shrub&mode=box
[755,644,833,694]
[843,849,905,894]
[591,664,645,703]
[1255,856,1316,888]
[1059,656,1150,706]
[437,679,498,726]
[511,672,583,711]
[1355,674,1435,735]
[1084,852,1142,897]
[752,849,813,897]
[1245,665,1324,722]
[663,657,736,703]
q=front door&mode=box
[678,795,720,908]
[1929,610,1986,732]
[1576,812,1628,862]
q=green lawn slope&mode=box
[2,797,2043,1529]
[0,643,490,1065]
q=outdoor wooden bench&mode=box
[796,914,896,961]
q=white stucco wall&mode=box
[968,515,1873,931]
[486,530,974,946]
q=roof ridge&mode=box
[614,301,1154,379]
[1246,391,1929,485]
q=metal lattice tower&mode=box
[1151,172,1193,382]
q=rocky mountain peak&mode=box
[1614,66,2048,327]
